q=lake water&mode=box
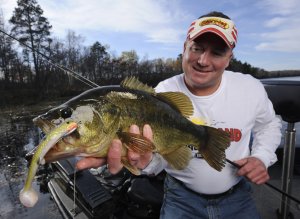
[262,76,300,81]
[0,103,64,219]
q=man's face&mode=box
[182,33,232,95]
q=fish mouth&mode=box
[43,146,84,163]
[31,116,102,163]
[26,136,82,163]
[28,117,83,163]
[42,129,82,163]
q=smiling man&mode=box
[148,11,282,219]
[77,11,282,219]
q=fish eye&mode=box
[60,107,73,119]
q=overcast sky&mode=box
[1,0,300,71]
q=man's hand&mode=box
[235,157,270,184]
[127,124,153,170]
[75,139,123,174]
[76,124,153,174]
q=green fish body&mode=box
[33,77,231,175]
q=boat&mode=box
[46,157,164,219]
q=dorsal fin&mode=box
[121,76,155,94]
[157,92,194,118]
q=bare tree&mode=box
[9,0,52,88]
[0,10,18,87]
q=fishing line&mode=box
[73,171,76,219]
[0,28,99,88]
[226,158,300,204]
[260,180,300,214]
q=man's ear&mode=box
[183,41,188,53]
[225,51,233,68]
[229,51,233,59]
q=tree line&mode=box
[0,0,290,106]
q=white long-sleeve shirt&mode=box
[143,71,282,194]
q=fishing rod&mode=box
[0,28,99,88]
[226,158,300,205]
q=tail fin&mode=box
[197,127,231,171]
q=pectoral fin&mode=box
[162,146,192,170]
[117,131,155,154]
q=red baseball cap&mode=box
[187,17,238,49]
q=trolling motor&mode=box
[262,78,300,219]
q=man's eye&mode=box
[212,50,226,57]
[60,107,73,119]
[213,52,222,56]
[191,46,202,52]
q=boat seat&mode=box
[262,79,300,123]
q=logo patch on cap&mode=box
[200,18,229,29]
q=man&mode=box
[77,11,282,218]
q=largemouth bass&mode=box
[21,77,230,207]
[20,121,77,207]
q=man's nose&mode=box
[197,51,209,66]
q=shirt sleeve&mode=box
[250,83,282,168]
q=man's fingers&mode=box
[143,124,153,141]
[252,173,270,184]
[76,157,106,170]
[235,157,270,184]
[107,139,123,174]
[127,124,141,166]
[129,124,140,134]
[234,158,248,167]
